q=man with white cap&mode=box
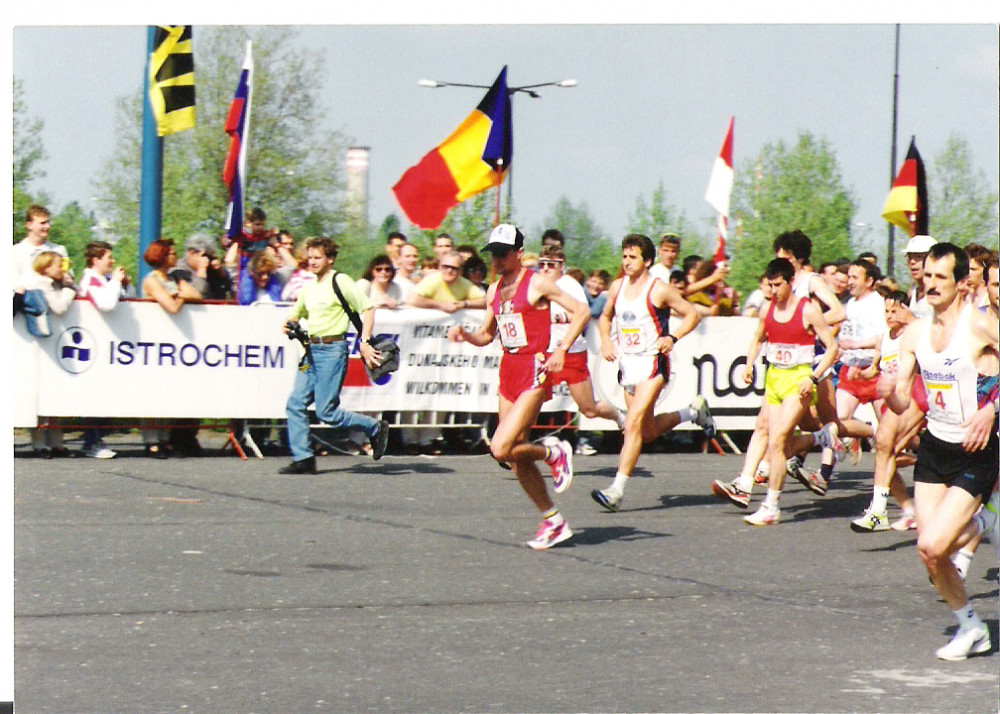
[447,224,589,550]
[903,234,937,319]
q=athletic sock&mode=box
[871,486,890,514]
[952,550,973,579]
[610,471,629,496]
[819,449,834,480]
[676,406,695,423]
[543,445,558,464]
[972,504,998,537]
[763,489,780,508]
[735,473,754,492]
[953,603,984,632]
[542,507,563,524]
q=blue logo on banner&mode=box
[56,327,96,374]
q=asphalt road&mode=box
[13,445,1000,713]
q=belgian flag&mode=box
[881,137,928,238]
[392,66,512,230]
[148,26,195,137]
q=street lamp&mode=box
[418,74,578,221]
[418,77,577,98]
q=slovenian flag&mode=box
[705,117,734,266]
[392,66,513,230]
[223,42,253,239]
[881,136,928,238]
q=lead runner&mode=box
[447,224,590,550]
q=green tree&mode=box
[408,192,498,257]
[729,131,856,296]
[625,180,708,256]
[929,133,999,250]
[537,196,618,274]
[13,77,48,238]
[94,26,353,273]
[48,202,97,275]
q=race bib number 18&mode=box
[497,313,528,349]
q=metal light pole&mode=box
[418,75,577,222]
[888,24,900,278]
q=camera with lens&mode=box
[285,320,309,344]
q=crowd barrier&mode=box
[13,299,766,430]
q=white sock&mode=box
[871,486,890,514]
[610,471,629,495]
[735,473,754,492]
[764,489,780,508]
[953,603,984,631]
[614,409,627,429]
[676,406,695,423]
[543,507,563,525]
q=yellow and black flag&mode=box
[148,25,195,136]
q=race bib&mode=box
[620,327,644,354]
[765,342,814,368]
[496,312,528,350]
[925,379,963,425]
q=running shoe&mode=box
[591,487,622,513]
[712,479,751,509]
[935,626,991,661]
[890,513,916,531]
[371,420,390,461]
[542,437,574,494]
[986,490,1000,544]
[744,503,780,526]
[526,517,573,550]
[791,465,828,496]
[817,423,845,462]
[850,508,889,532]
[690,395,717,440]
[754,460,770,484]
[575,442,597,456]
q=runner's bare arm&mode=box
[882,320,919,415]
[808,274,845,326]
[598,279,623,361]
[742,309,768,385]
[653,280,700,353]
[804,300,839,382]
[447,283,498,347]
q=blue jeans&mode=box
[285,341,379,461]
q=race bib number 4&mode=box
[925,380,963,424]
[496,313,528,350]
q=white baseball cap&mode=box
[482,223,524,254]
[901,234,937,254]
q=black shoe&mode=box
[146,445,168,460]
[278,457,317,475]
[371,420,390,461]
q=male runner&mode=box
[736,258,841,526]
[447,224,589,550]
[590,234,716,512]
[882,242,998,660]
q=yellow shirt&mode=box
[289,270,373,337]
[414,272,484,303]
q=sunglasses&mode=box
[538,260,563,269]
[373,266,394,273]
[440,264,461,272]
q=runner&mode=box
[850,289,924,532]
[537,245,626,444]
[734,258,841,526]
[447,224,590,550]
[881,242,998,660]
[590,234,716,513]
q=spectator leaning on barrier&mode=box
[77,241,130,459]
[239,250,285,305]
[462,254,489,291]
[393,243,421,301]
[13,205,69,302]
[141,239,201,458]
[585,269,610,319]
[408,251,486,313]
[357,254,403,309]
[686,259,739,316]
[171,234,218,299]
[281,243,316,303]
[25,251,79,457]
[280,236,390,474]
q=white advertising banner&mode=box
[13,300,765,429]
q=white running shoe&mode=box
[526,517,573,550]
[690,395,716,439]
[85,444,117,459]
[850,509,889,533]
[935,626,991,661]
[542,437,574,494]
[744,503,780,526]
[817,423,845,462]
[591,487,622,513]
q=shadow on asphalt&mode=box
[565,525,671,546]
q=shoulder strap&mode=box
[330,271,364,335]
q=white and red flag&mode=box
[704,117,734,266]
[223,42,253,239]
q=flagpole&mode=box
[888,23,900,278]
[138,26,164,285]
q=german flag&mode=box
[148,26,195,137]
[881,137,928,238]
[392,67,512,230]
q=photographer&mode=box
[280,237,390,474]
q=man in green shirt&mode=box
[281,237,390,474]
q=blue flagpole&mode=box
[138,25,163,285]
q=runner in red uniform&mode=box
[448,224,590,550]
